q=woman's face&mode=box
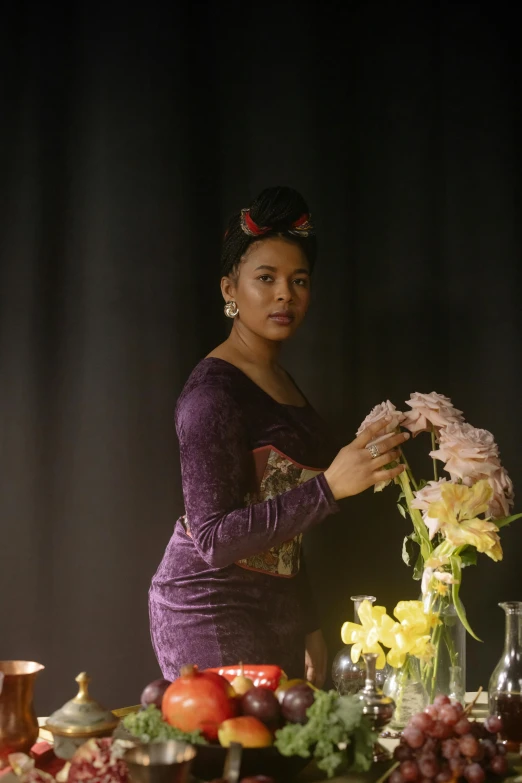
[222,237,311,342]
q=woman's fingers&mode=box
[371,449,401,469]
[373,463,406,483]
[352,417,393,448]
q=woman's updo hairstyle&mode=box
[220,186,317,278]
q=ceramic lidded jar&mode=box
[46,672,119,759]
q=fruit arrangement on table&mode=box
[120,663,377,780]
[389,694,515,783]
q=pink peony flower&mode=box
[488,466,515,519]
[411,478,450,538]
[356,400,405,436]
[402,392,464,436]
[430,422,500,483]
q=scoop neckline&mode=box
[202,357,310,410]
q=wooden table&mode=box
[5,692,486,783]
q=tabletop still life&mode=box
[2,393,522,783]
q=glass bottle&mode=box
[332,595,389,695]
[488,601,522,743]
[383,654,429,730]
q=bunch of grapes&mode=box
[390,695,508,783]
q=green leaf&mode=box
[496,512,522,529]
[397,503,407,519]
[402,533,420,567]
[417,479,428,490]
[459,547,478,569]
[413,550,424,581]
[450,555,482,641]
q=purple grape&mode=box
[464,762,486,783]
[400,761,420,782]
[411,713,434,733]
[459,734,480,758]
[435,770,452,783]
[454,717,472,736]
[441,738,460,759]
[394,745,413,762]
[418,754,440,778]
[434,695,451,708]
[481,738,497,759]
[484,715,503,735]
[439,705,459,726]
[403,727,426,749]
[390,771,404,783]
[449,758,466,777]
[490,755,509,776]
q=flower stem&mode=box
[400,449,418,491]
[398,470,432,561]
[431,427,438,481]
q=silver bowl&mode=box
[123,741,196,783]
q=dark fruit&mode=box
[140,678,171,709]
[425,705,440,720]
[395,744,413,762]
[449,757,466,777]
[441,738,460,759]
[454,717,472,735]
[403,727,425,749]
[400,761,420,782]
[418,753,439,777]
[459,734,480,758]
[389,771,404,783]
[464,762,486,783]
[435,770,452,783]
[240,687,281,727]
[485,715,503,735]
[411,713,434,733]
[430,721,453,740]
[439,705,459,726]
[490,755,509,776]
[481,738,497,759]
[433,695,451,708]
[281,683,315,725]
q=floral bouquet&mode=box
[341,599,440,726]
[356,392,522,699]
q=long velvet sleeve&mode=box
[176,384,339,570]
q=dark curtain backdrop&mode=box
[1,0,521,715]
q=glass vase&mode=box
[383,654,429,730]
[422,590,466,703]
[332,595,390,695]
[488,601,522,743]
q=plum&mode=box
[240,686,281,727]
[140,678,171,708]
[281,683,315,724]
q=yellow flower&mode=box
[384,601,439,668]
[341,599,388,669]
[427,480,503,561]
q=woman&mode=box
[149,186,408,687]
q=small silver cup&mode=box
[124,741,196,783]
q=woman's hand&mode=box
[324,418,409,501]
[304,629,327,688]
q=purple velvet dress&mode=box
[149,358,339,680]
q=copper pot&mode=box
[0,661,45,769]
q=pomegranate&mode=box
[162,664,237,740]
